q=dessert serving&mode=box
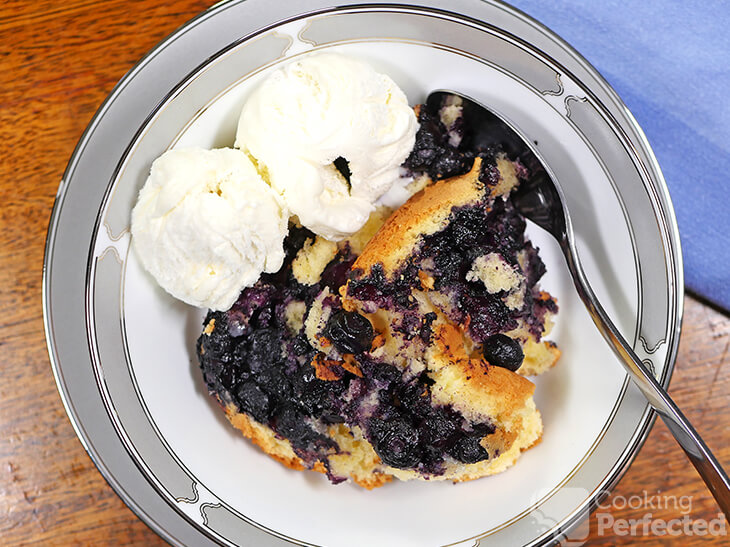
[131,53,560,489]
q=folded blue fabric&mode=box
[509,0,730,312]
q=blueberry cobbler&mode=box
[196,97,560,488]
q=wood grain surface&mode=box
[1,1,727,545]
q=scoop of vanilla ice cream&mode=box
[235,53,418,240]
[131,147,288,311]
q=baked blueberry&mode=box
[324,310,374,354]
[483,333,524,371]
[448,435,490,464]
[236,382,270,423]
[246,328,283,373]
[368,415,421,469]
[421,412,458,447]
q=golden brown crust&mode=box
[430,323,536,454]
[353,474,392,490]
[433,323,535,401]
[311,352,345,381]
[349,159,485,279]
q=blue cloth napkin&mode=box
[509,0,730,312]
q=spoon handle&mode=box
[562,239,730,519]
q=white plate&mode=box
[44,1,683,546]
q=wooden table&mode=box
[1,1,728,545]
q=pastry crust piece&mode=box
[352,159,487,278]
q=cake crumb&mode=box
[203,319,216,335]
[292,237,338,285]
[345,206,392,256]
[494,156,520,197]
[466,253,523,294]
[285,301,307,333]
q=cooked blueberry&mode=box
[247,328,283,373]
[403,107,473,180]
[368,416,421,469]
[393,313,423,340]
[422,412,458,447]
[483,333,524,371]
[255,367,292,400]
[450,207,489,248]
[431,148,473,180]
[324,310,374,354]
[403,108,443,169]
[292,366,329,416]
[470,421,496,437]
[274,404,314,444]
[367,362,402,388]
[320,257,355,291]
[232,342,250,371]
[448,435,489,464]
[236,382,270,422]
[235,285,275,316]
[291,333,312,356]
[521,241,547,287]
[205,361,241,394]
[489,201,525,253]
[478,157,502,186]
[396,379,430,413]
[225,310,250,337]
[433,251,463,285]
[197,313,233,362]
[346,282,380,304]
[251,304,274,328]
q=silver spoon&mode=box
[426,90,730,517]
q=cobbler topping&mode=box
[196,96,559,483]
[347,198,553,343]
[352,98,558,344]
[466,253,523,293]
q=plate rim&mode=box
[44,1,684,545]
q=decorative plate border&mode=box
[45,2,683,546]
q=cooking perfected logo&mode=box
[526,487,591,546]
[525,488,727,544]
